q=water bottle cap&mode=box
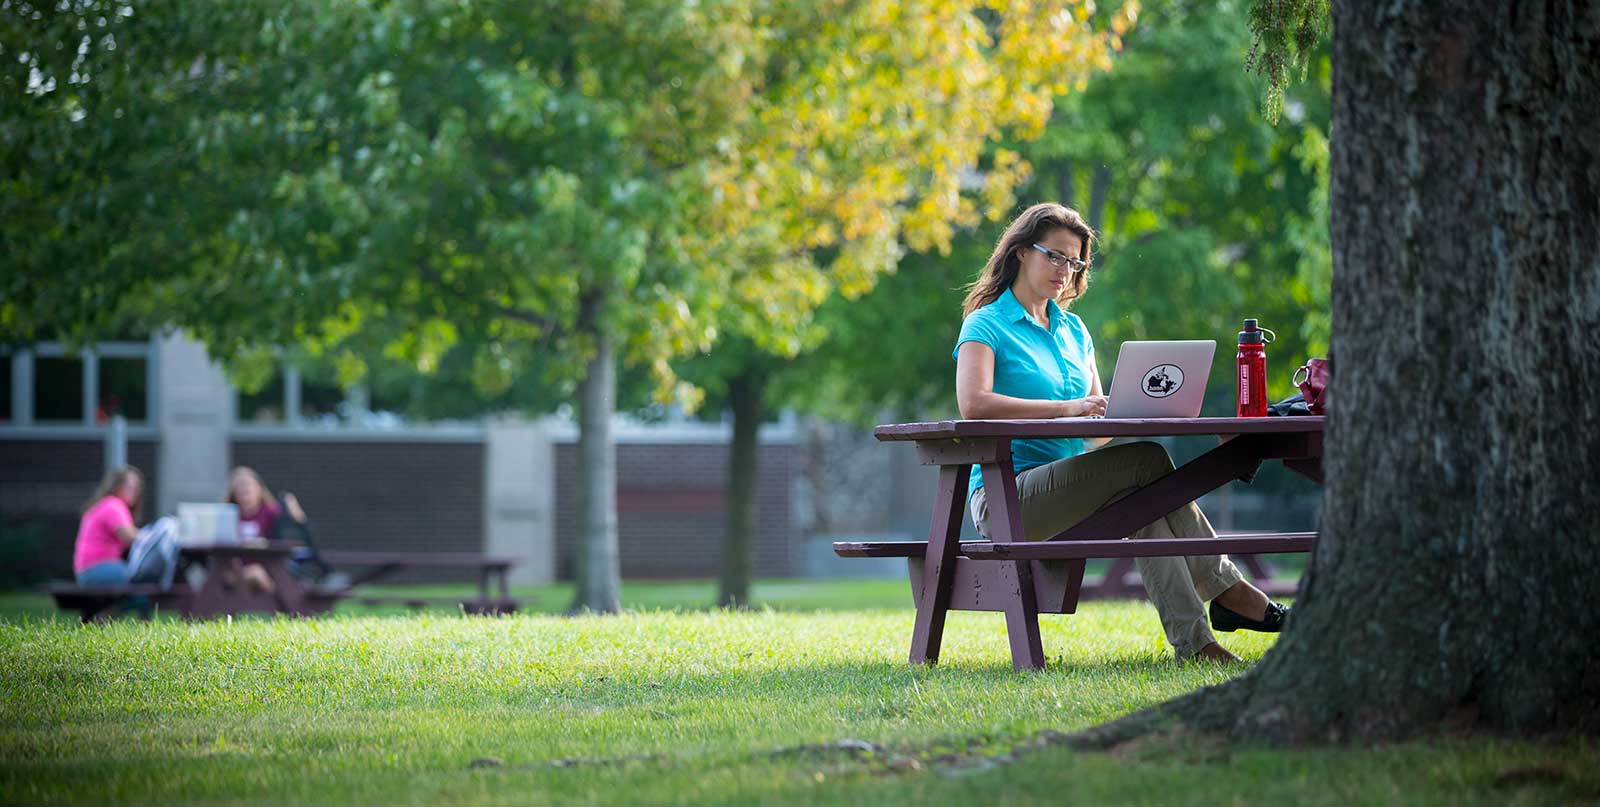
[1239,319,1274,345]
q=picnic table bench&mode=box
[835,416,1325,670]
[44,542,347,622]
[318,551,519,615]
[42,582,185,623]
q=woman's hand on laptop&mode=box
[1061,396,1108,418]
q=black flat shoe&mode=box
[1210,599,1289,633]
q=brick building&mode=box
[1,334,797,584]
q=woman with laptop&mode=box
[953,202,1285,663]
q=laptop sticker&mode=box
[1141,365,1184,398]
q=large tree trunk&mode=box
[1080,0,1600,747]
[571,291,621,614]
[717,368,766,608]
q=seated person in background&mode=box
[73,466,152,618]
[225,466,334,585]
[224,466,283,593]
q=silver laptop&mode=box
[1104,340,1216,418]
[177,502,240,545]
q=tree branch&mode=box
[414,257,567,340]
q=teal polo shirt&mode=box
[953,286,1097,501]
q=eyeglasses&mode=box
[1031,244,1088,273]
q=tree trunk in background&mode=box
[1149,0,1600,744]
[1088,163,1111,236]
[1057,161,1075,210]
[718,368,767,608]
[571,291,621,614]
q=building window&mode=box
[0,354,11,423]
[299,377,346,424]
[33,356,84,422]
[98,357,148,423]
[4,341,155,428]
[238,371,286,424]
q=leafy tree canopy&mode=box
[783,0,1332,424]
[3,0,1132,411]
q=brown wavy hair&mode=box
[82,465,143,522]
[961,203,1096,317]
[224,466,279,512]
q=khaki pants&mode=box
[969,441,1243,660]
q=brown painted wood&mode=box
[906,558,1081,615]
[355,596,519,615]
[876,416,1326,442]
[319,552,517,605]
[832,542,928,558]
[1043,433,1314,543]
[173,543,348,618]
[43,583,189,623]
[1082,557,1141,600]
[1283,457,1325,483]
[914,438,1008,466]
[179,543,301,562]
[980,461,1046,671]
[1029,556,1086,614]
[961,533,1318,560]
[853,417,1325,668]
[319,551,516,567]
[908,463,970,665]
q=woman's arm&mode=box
[113,524,138,545]
[283,493,308,524]
[1083,360,1113,449]
[956,342,1108,419]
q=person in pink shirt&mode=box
[74,466,143,579]
[73,466,152,618]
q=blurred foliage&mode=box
[0,520,50,589]
[2,0,1128,413]
[780,0,1332,424]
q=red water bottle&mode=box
[1236,318,1274,417]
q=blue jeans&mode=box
[76,561,152,619]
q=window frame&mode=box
[1,339,158,432]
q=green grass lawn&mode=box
[1,580,1594,805]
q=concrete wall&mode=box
[483,417,555,585]
[154,334,231,518]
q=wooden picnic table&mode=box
[177,541,345,618]
[834,416,1325,671]
[318,550,519,614]
[44,541,346,622]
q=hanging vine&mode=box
[1246,0,1330,122]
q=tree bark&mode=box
[717,368,767,608]
[1057,160,1075,210]
[571,290,621,614]
[1080,0,1600,747]
[1088,163,1111,237]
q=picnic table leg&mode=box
[979,463,1045,671]
[180,561,231,618]
[1082,556,1142,599]
[909,463,970,665]
[262,561,308,615]
[1236,553,1277,581]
